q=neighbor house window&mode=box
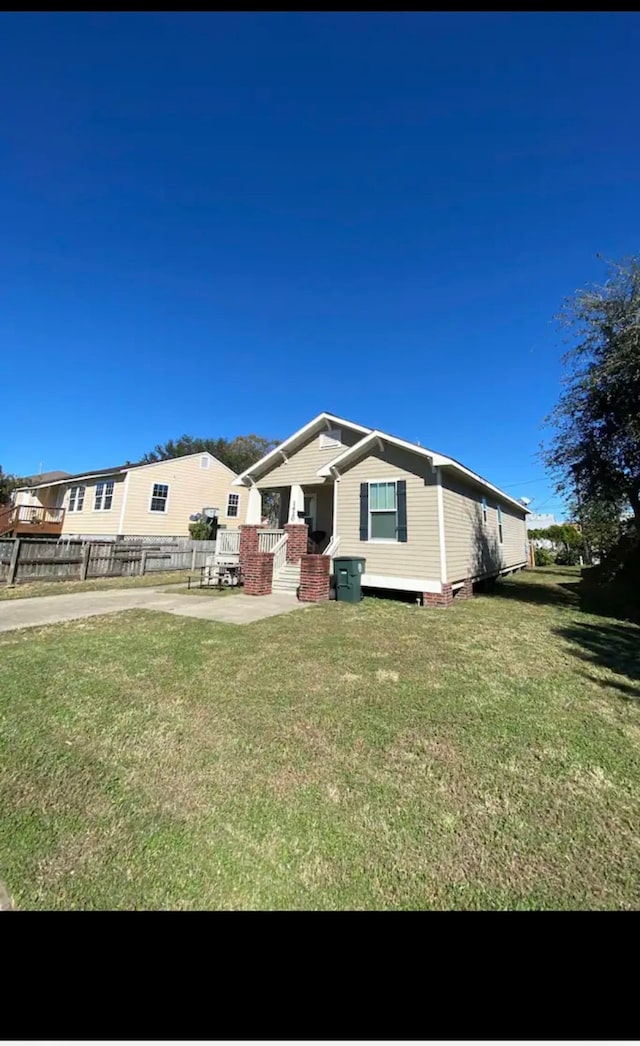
[369,481,397,539]
[68,485,85,512]
[200,456,210,469]
[319,428,342,450]
[150,483,169,512]
[497,505,504,544]
[482,496,488,524]
[226,493,239,518]
[94,481,114,511]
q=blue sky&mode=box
[2,13,639,517]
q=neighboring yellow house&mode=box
[9,453,246,539]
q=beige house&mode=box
[232,411,529,604]
[7,453,246,539]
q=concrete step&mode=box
[272,578,300,592]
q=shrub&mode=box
[534,547,554,566]
[189,520,215,540]
[555,548,582,566]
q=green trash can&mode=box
[333,556,366,603]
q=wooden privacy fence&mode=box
[0,538,218,586]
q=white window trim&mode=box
[149,482,170,514]
[482,496,488,525]
[226,492,240,518]
[68,484,86,513]
[94,480,115,512]
[368,478,400,543]
[200,455,210,469]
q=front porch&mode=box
[246,481,337,555]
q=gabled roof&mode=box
[232,412,370,486]
[233,410,529,515]
[318,430,530,514]
[16,451,237,491]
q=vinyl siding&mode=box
[62,475,126,536]
[255,425,363,488]
[336,445,441,580]
[441,470,527,582]
[60,454,245,537]
[14,485,61,508]
[121,455,246,536]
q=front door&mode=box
[303,493,317,531]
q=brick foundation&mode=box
[284,523,308,563]
[299,554,330,602]
[423,583,454,608]
[243,551,274,596]
[456,577,474,600]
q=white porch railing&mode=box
[258,529,285,553]
[216,530,241,556]
[271,533,288,577]
[323,535,340,564]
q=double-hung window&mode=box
[226,493,239,518]
[150,483,169,513]
[482,496,488,524]
[94,481,114,511]
[497,505,504,544]
[369,481,398,540]
[68,485,85,512]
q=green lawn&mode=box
[0,570,192,600]
[1,566,638,910]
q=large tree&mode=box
[543,257,640,527]
[139,433,279,475]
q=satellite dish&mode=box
[519,497,532,506]
[189,513,202,522]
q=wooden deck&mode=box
[0,504,65,538]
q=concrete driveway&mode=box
[0,586,311,633]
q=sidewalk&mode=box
[0,587,312,633]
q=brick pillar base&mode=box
[243,552,274,596]
[299,554,330,602]
[284,523,308,563]
[423,583,453,608]
[239,524,263,572]
[456,577,474,600]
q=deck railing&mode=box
[216,529,241,556]
[15,505,65,525]
[0,504,65,535]
[258,529,285,553]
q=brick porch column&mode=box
[423,583,454,608]
[243,552,274,596]
[239,524,263,572]
[284,523,308,563]
[299,554,330,602]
